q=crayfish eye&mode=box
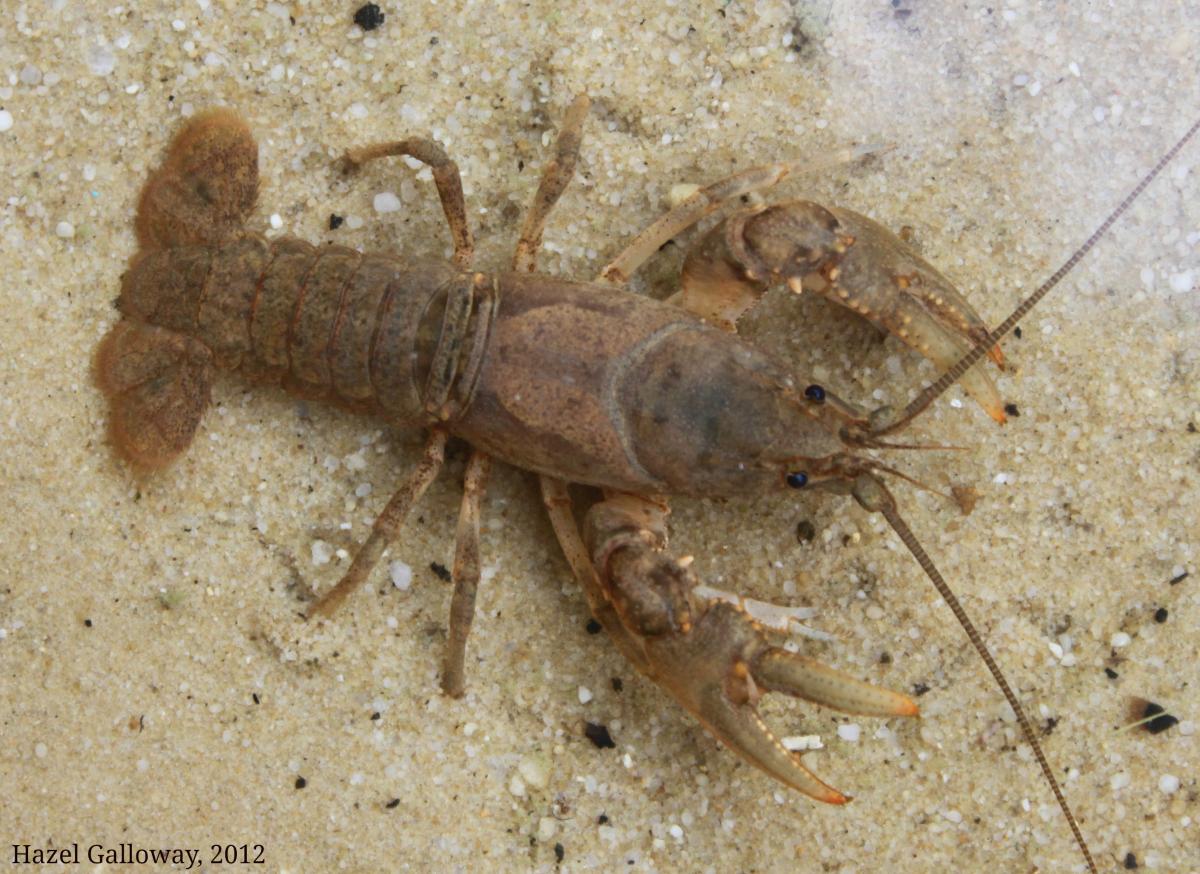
[804,384,826,403]
[786,472,809,489]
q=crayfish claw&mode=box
[692,653,851,804]
[683,200,1009,422]
[752,646,919,718]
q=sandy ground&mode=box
[1,2,1198,872]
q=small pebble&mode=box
[1158,774,1180,794]
[0,110,13,132]
[837,723,860,742]
[311,540,333,565]
[1169,271,1194,293]
[269,213,283,229]
[353,3,385,31]
[34,742,48,758]
[584,722,615,749]
[518,755,550,790]
[1110,771,1131,791]
[1111,631,1132,648]
[373,192,401,213]
[782,735,823,751]
[56,221,75,238]
[578,686,593,704]
[389,560,412,591]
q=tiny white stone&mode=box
[508,774,526,797]
[782,735,822,751]
[350,772,364,785]
[346,215,364,230]
[87,44,116,76]
[34,743,48,758]
[1168,271,1194,293]
[518,756,550,789]
[311,540,333,565]
[0,110,13,132]
[537,817,557,841]
[1178,720,1195,736]
[1110,771,1131,791]
[55,221,75,238]
[669,824,684,840]
[1158,774,1180,794]
[83,164,96,181]
[1111,631,1132,648]
[941,809,963,824]
[389,561,412,591]
[172,18,186,31]
[837,723,860,742]
[578,686,593,704]
[374,191,402,213]
[269,213,283,229]
[1048,641,1064,659]
[348,102,368,119]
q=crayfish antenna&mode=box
[850,472,1096,873]
[872,116,1200,437]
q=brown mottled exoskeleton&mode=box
[95,97,1198,873]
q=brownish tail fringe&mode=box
[94,320,214,469]
[135,108,258,249]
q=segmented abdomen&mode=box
[118,233,464,422]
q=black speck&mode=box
[795,519,816,543]
[610,677,623,693]
[1004,402,1020,417]
[1153,606,1168,623]
[1104,667,1119,680]
[1013,326,1023,339]
[294,776,307,789]
[329,213,345,230]
[1188,421,1197,434]
[353,3,385,31]
[430,562,452,582]
[1169,570,1189,585]
[1140,701,1179,734]
[585,722,616,749]
[1124,851,1138,869]
[252,693,260,704]
[517,158,525,172]
[912,682,930,696]
[385,797,400,809]
[84,618,93,627]
[586,619,602,635]
[879,651,892,665]
[554,843,564,863]
[430,36,439,45]
[597,813,609,825]
[370,711,381,720]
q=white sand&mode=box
[1,2,1197,871]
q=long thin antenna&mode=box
[875,117,1200,436]
[879,501,1096,873]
